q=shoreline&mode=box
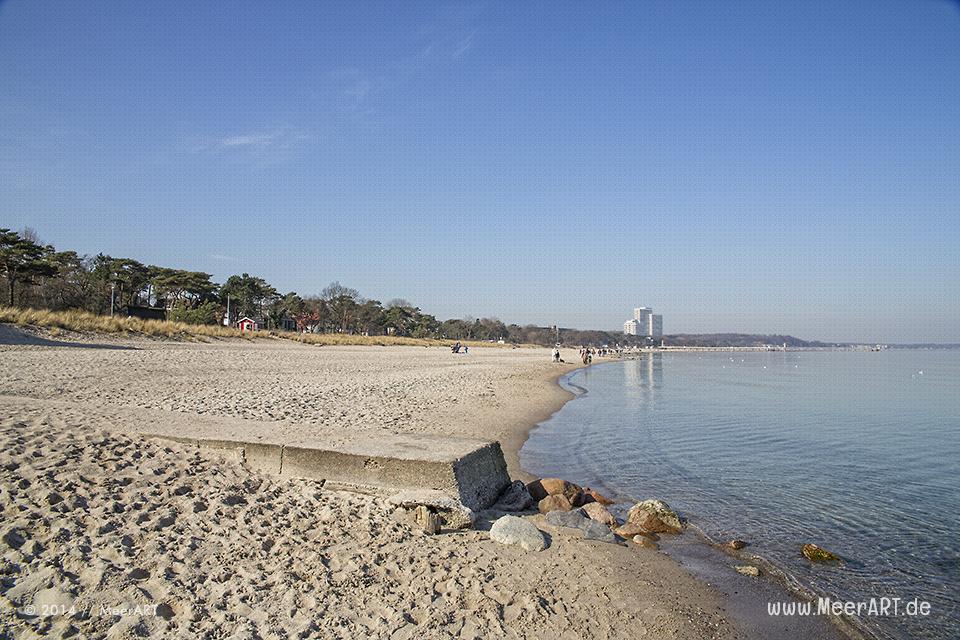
[0,332,851,638]
[521,357,871,640]
[504,362,587,483]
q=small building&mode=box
[237,317,258,333]
[125,305,167,321]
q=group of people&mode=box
[451,341,469,354]
[552,346,612,364]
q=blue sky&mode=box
[1,1,958,342]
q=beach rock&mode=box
[387,490,475,530]
[614,522,658,540]
[727,539,748,550]
[632,535,658,550]
[627,499,683,534]
[634,513,682,535]
[414,505,440,535]
[735,565,760,577]
[493,480,534,512]
[580,502,617,526]
[802,544,841,563]
[527,478,585,506]
[538,494,573,514]
[583,488,615,506]
[545,510,618,543]
[489,516,546,552]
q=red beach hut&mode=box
[237,317,258,333]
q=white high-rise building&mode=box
[624,306,663,338]
[650,314,663,339]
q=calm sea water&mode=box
[520,351,960,640]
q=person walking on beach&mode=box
[553,347,560,363]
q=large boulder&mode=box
[493,480,534,512]
[538,494,573,514]
[387,490,475,530]
[580,502,617,527]
[627,499,683,534]
[527,478,585,506]
[545,510,618,543]
[489,516,546,552]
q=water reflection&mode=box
[624,354,662,391]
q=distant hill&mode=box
[662,333,843,348]
[545,328,841,348]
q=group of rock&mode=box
[387,477,842,575]
[521,477,686,550]
[387,477,687,555]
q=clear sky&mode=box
[1,1,958,342]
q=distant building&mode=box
[623,319,643,335]
[124,305,166,321]
[650,314,663,339]
[624,306,662,338]
[237,317,258,332]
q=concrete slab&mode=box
[0,396,510,510]
[147,431,511,511]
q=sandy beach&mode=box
[1,328,836,639]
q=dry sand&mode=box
[0,329,572,480]
[0,327,787,639]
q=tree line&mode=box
[1,227,655,345]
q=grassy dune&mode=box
[0,306,527,348]
[0,306,246,339]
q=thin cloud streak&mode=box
[221,134,277,147]
[451,32,476,60]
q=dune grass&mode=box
[0,306,246,339]
[0,306,531,348]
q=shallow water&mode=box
[520,351,960,640]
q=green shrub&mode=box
[167,301,220,325]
